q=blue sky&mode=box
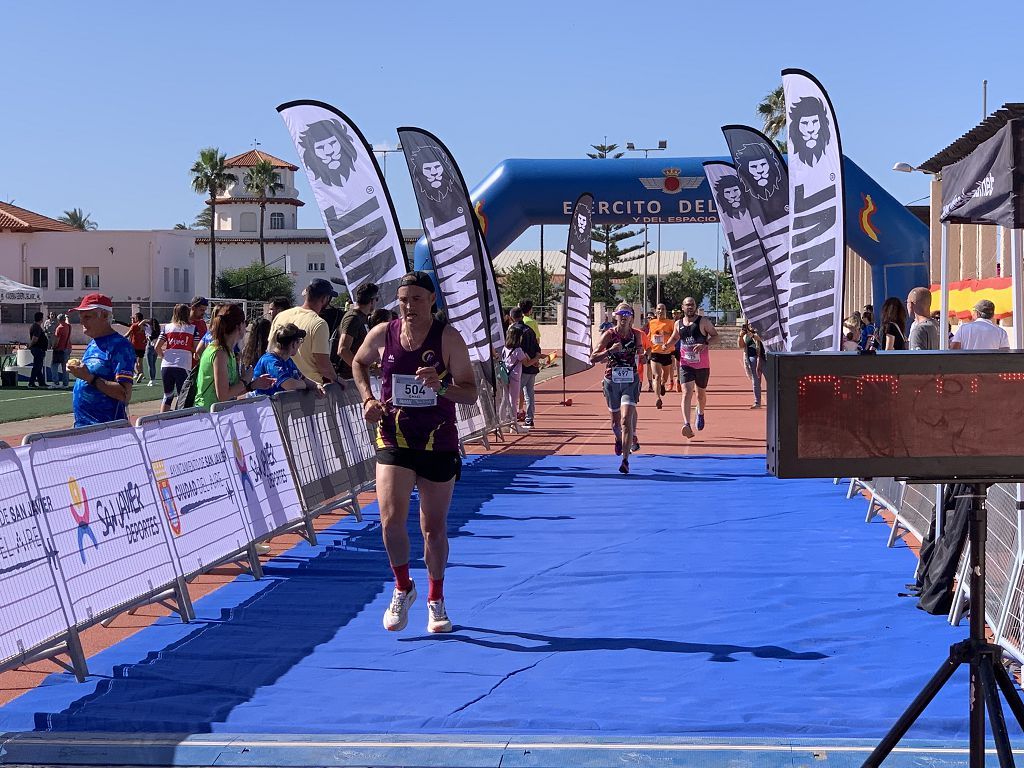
[1,1,1018,268]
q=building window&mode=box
[57,267,74,289]
[270,212,285,230]
[240,212,257,232]
[307,256,325,272]
[31,267,48,289]
[173,268,181,293]
[164,267,171,292]
[184,268,190,293]
[83,267,100,289]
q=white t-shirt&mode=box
[159,322,198,370]
[951,318,1009,350]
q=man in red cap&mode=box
[66,293,136,427]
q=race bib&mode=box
[392,374,437,407]
[611,366,635,384]
[652,333,665,345]
[681,344,700,363]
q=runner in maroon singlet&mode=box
[353,271,477,634]
[590,303,646,475]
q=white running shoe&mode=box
[427,599,453,633]
[148,379,155,387]
[383,582,417,631]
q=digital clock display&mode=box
[766,352,1024,480]
[797,372,1024,459]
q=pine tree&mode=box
[586,141,652,306]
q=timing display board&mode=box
[767,351,1024,480]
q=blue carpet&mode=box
[0,454,992,739]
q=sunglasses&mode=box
[614,310,634,318]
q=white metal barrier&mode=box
[0,384,385,682]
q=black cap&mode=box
[306,278,339,300]
[398,271,436,292]
[190,296,209,307]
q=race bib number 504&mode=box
[392,374,437,407]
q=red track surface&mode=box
[471,349,766,457]
[0,350,764,705]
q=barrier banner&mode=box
[0,444,71,668]
[137,410,252,577]
[277,100,408,309]
[398,127,500,386]
[24,424,178,624]
[271,385,355,513]
[330,386,377,491]
[782,68,846,351]
[722,124,791,343]
[703,161,786,351]
[212,398,302,540]
[562,193,595,377]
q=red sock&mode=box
[392,563,413,592]
[428,578,444,602]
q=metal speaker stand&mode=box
[864,482,1024,768]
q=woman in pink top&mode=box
[500,325,531,433]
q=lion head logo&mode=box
[713,174,748,220]
[410,145,456,203]
[789,96,831,167]
[733,142,783,203]
[298,119,359,186]
[571,205,591,245]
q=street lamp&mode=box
[374,144,403,176]
[625,140,668,313]
[892,162,917,173]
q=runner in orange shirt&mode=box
[647,303,675,410]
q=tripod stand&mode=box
[865,482,1024,768]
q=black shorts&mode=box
[376,448,462,483]
[650,352,674,367]
[680,366,711,389]
[671,348,680,361]
[134,348,146,359]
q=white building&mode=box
[0,201,197,328]
[193,150,421,300]
[0,149,422,334]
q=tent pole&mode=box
[1013,229,1024,350]
[940,223,950,351]
[935,221,950,542]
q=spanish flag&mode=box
[930,277,1014,320]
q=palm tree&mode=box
[192,208,213,230]
[59,208,98,230]
[190,147,236,296]
[757,85,787,147]
[173,222,189,230]
[243,159,284,266]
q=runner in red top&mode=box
[353,271,478,635]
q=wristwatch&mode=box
[437,381,449,398]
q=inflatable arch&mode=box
[413,156,929,311]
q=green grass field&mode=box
[0,381,166,424]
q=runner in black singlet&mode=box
[590,302,645,475]
[353,271,478,635]
[667,296,717,439]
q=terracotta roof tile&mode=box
[207,197,304,207]
[223,149,298,172]
[0,202,78,232]
[194,235,328,244]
